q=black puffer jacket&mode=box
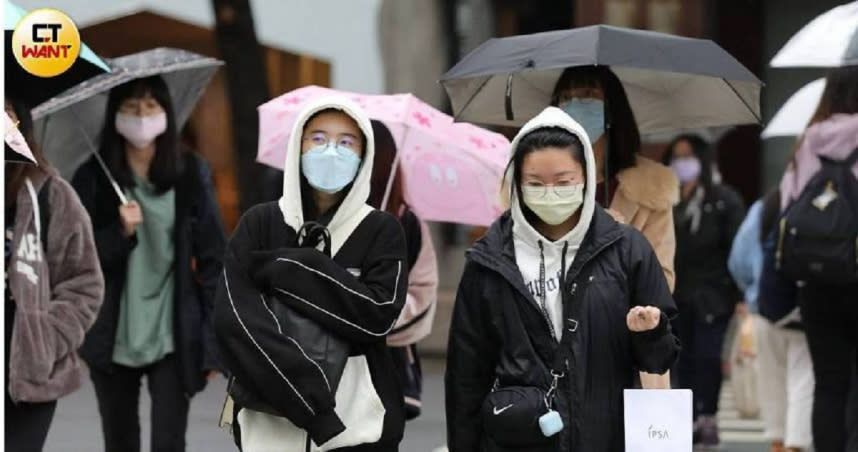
[673,184,745,323]
[72,152,226,395]
[446,208,680,452]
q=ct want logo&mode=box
[11,9,81,78]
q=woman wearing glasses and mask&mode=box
[446,107,680,452]
[215,97,408,451]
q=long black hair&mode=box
[368,120,405,215]
[662,134,714,190]
[507,127,586,222]
[551,65,638,180]
[99,76,182,194]
[5,96,51,205]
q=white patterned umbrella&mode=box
[32,47,222,178]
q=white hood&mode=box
[506,106,598,341]
[508,106,597,250]
[278,96,376,256]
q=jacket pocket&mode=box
[314,355,386,451]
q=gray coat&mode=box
[7,170,104,403]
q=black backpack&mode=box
[777,148,858,286]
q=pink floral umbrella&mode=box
[257,86,510,226]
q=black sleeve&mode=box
[71,162,137,271]
[445,262,496,452]
[191,158,228,372]
[626,230,681,374]
[399,209,423,271]
[213,207,345,445]
[252,214,408,344]
[720,187,747,303]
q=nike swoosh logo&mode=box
[493,404,514,415]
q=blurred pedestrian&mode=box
[663,134,745,449]
[728,189,813,452]
[551,65,678,290]
[779,65,858,452]
[215,97,408,451]
[369,120,439,420]
[72,76,226,452]
[446,107,679,452]
[5,96,104,451]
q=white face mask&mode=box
[521,183,585,225]
[115,113,167,149]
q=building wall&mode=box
[16,0,385,93]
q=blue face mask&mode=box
[300,144,362,194]
[559,98,605,143]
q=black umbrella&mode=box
[441,25,762,202]
[441,25,762,131]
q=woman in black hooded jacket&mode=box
[446,107,680,452]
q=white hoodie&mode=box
[508,107,597,341]
[239,97,387,451]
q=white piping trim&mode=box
[274,287,399,337]
[260,294,332,392]
[260,294,283,334]
[274,258,402,306]
[223,269,315,415]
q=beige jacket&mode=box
[611,155,679,292]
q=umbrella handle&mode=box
[380,134,404,213]
[77,124,129,205]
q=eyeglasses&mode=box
[521,181,582,199]
[302,132,361,151]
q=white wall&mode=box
[15,0,385,94]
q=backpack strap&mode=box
[37,178,51,250]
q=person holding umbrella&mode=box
[71,75,226,452]
[778,65,858,452]
[446,106,679,452]
[4,96,104,451]
[369,119,439,419]
[662,134,745,448]
[550,65,679,290]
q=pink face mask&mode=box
[115,113,167,149]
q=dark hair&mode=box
[506,127,586,222]
[810,65,858,125]
[5,96,51,205]
[368,120,406,215]
[662,134,714,189]
[551,65,638,180]
[99,76,182,194]
[298,108,367,220]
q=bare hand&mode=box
[607,208,627,224]
[119,201,143,238]
[627,306,661,332]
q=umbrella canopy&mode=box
[762,78,826,139]
[5,111,36,163]
[257,86,510,226]
[31,47,223,177]
[4,0,110,106]
[440,25,762,133]
[771,1,858,68]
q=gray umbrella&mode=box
[32,47,223,180]
[440,25,762,133]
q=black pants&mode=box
[677,308,730,418]
[4,393,57,452]
[800,285,858,452]
[90,355,190,452]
